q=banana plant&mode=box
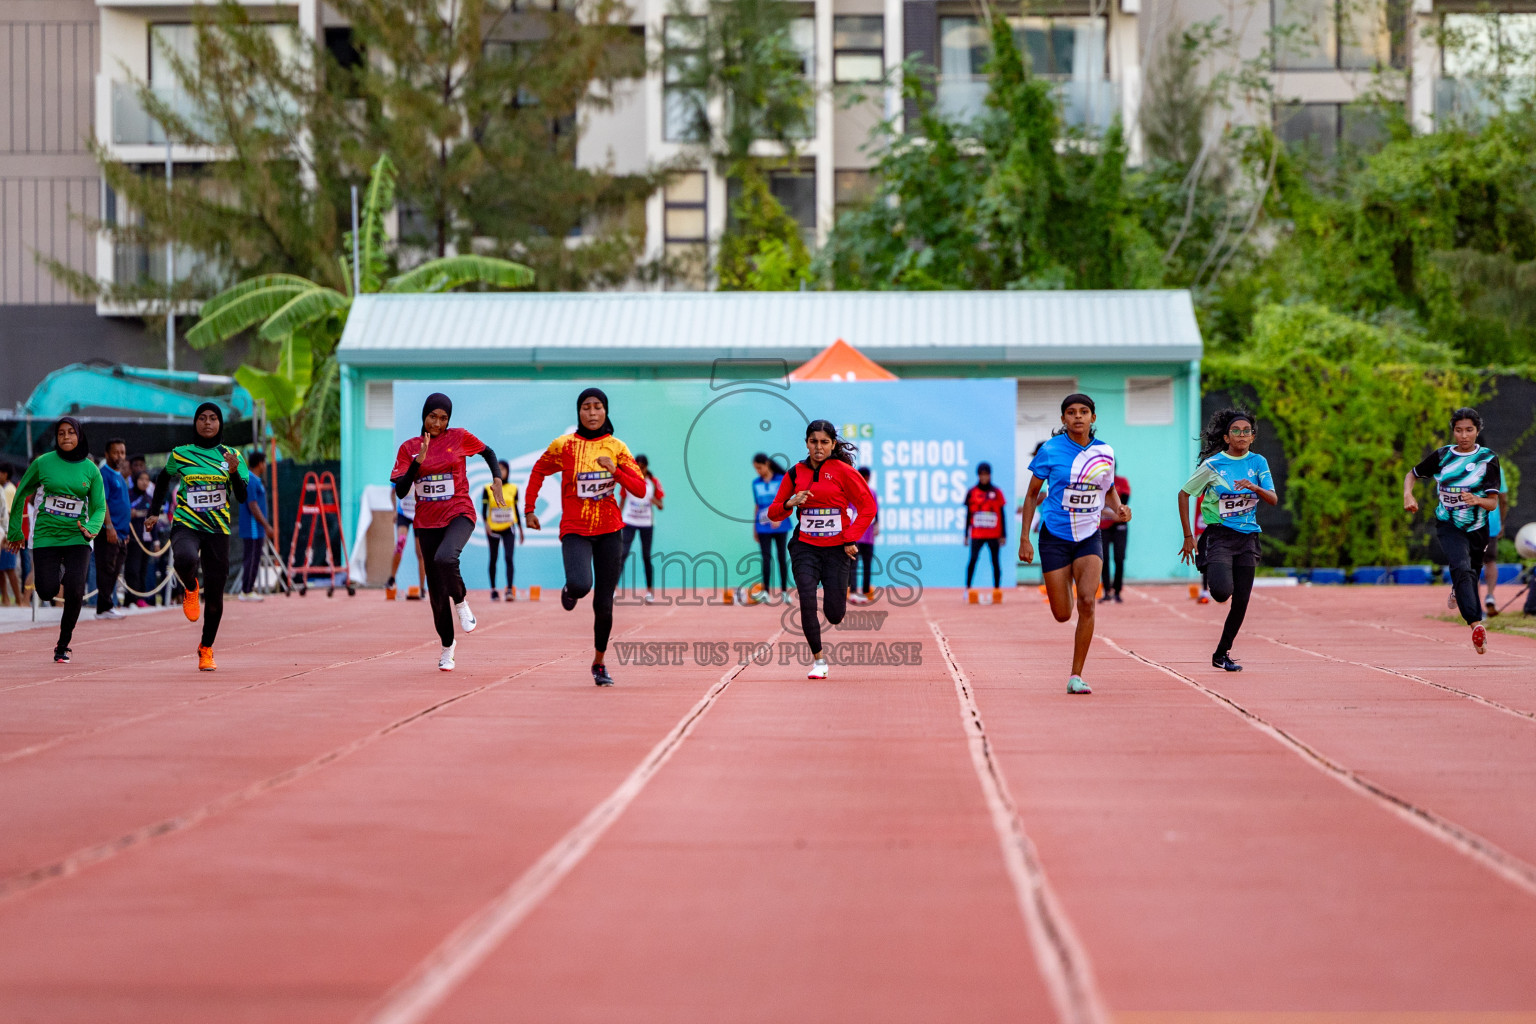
[187,153,534,458]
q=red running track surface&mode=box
[0,586,1533,1024]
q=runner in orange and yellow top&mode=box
[524,387,646,686]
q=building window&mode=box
[727,168,817,244]
[664,16,708,142]
[1272,0,1405,71]
[834,169,876,218]
[365,381,394,430]
[1125,377,1174,426]
[664,171,708,288]
[834,16,884,83]
[937,16,1110,125]
[1275,101,1393,159]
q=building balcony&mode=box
[111,81,215,146]
[112,241,226,290]
[935,75,1121,130]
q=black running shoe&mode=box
[1213,652,1242,672]
[561,586,577,611]
[53,646,71,664]
[592,663,614,686]
[490,589,500,601]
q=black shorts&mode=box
[1483,531,1500,564]
[395,513,413,529]
[1203,524,1262,568]
[1038,526,1102,574]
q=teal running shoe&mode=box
[1067,675,1092,695]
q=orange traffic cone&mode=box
[529,585,541,601]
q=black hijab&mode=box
[192,402,225,450]
[54,416,89,463]
[575,387,614,440]
[422,393,453,428]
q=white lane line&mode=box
[0,651,572,903]
[927,618,1110,1024]
[1131,589,1536,723]
[1097,633,1536,901]
[360,628,785,1024]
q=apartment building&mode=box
[1139,0,1533,156]
[1,0,1522,354]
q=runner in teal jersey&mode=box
[1404,406,1502,654]
[1179,409,1278,672]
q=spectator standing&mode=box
[0,463,20,605]
[94,438,131,619]
[239,450,276,601]
[1098,471,1131,603]
[125,470,157,605]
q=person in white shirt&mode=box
[619,454,663,603]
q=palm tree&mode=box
[187,153,533,458]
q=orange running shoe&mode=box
[182,587,201,622]
[198,646,216,671]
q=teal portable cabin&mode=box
[336,291,1203,586]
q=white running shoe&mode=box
[807,658,828,680]
[237,593,265,602]
[644,590,655,604]
[439,643,457,671]
[456,600,477,633]
[95,608,126,619]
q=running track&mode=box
[1,587,1533,1023]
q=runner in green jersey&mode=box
[1404,406,1502,655]
[145,403,249,671]
[4,417,106,662]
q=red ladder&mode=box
[286,471,355,596]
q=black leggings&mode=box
[171,524,231,648]
[790,538,852,654]
[34,544,90,651]
[965,536,1001,588]
[757,531,788,590]
[1438,521,1487,625]
[1208,561,1255,657]
[853,541,874,593]
[1101,523,1127,594]
[621,525,654,589]
[94,534,125,613]
[416,516,474,648]
[486,530,516,590]
[564,530,624,652]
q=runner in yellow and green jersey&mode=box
[146,403,249,671]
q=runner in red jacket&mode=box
[525,387,646,686]
[963,461,1007,589]
[766,419,877,680]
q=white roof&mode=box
[336,290,1203,366]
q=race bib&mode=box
[416,473,454,502]
[1218,493,1258,518]
[1438,487,1471,510]
[972,510,999,530]
[42,494,84,518]
[625,497,653,523]
[1061,483,1105,516]
[799,506,843,537]
[488,506,516,525]
[576,471,615,500]
[185,484,227,511]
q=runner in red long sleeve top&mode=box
[523,388,645,687]
[766,456,877,546]
[765,420,878,680]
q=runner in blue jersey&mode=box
[1018,394,1131,695]
[1404,406,1502,654]
[752,453,792,602]
[1178,409,1278,672]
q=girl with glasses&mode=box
[1178,409,1277,671]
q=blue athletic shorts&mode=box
[1038,525,1103,574]
[0,548,15,572]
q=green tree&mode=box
[186,155,533,459]
[659,0,816,287]
[821,18,1161,290]
[50,0,652,317]
[1205,303,1478,568]
[717,170,811,290]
